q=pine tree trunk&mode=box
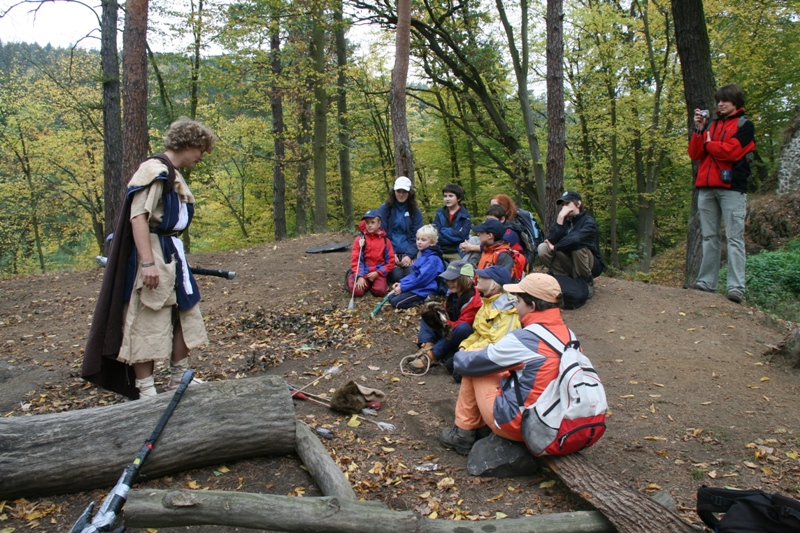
[122,0,150,183]
[545,0,565,228]
[296,86,312,236]
[334,3,353,231]
[100,0,123,249]
[312,0,328,233]
[671,0,716,286]
[271,24,287,240]
[391,0,414,181]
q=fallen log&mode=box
[545,454,695,533]
[125,489,615,533]
[295,422,357,501]
[0,375,295,500]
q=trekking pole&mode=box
[370,293,392,318]
[69,370,195,533]
[290,364,342,397]
[348,237,364,310]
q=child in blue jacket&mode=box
[389,224,445,309]
[432,183,471,262]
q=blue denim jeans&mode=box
[418,321,474,362]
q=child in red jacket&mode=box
[403,260,482,376]
[347,209,396,298]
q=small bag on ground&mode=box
[696,485,800,532]
[519,324,607,456]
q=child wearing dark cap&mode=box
[402,260,482,375]
[459,266,521,352]
[473,218,525,281]
[346,209,396,298]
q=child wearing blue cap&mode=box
[346,209,396,298]
[459,266,521,352]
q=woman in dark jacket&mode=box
[378,176,424,284]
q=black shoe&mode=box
[439,426,476,455]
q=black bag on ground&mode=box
[553,274,589,310]
[696,485,800,533]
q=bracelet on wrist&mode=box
[141,261,155,268]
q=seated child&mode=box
[346,209,395,297]
[404,260,483,375]
[432,183,472,262]
[460,204,521,265]
[459,266,521,351]
[473,218,525,281]
[388,224,445,309]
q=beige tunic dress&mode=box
[117,159,208,365]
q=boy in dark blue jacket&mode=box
[433,183,471,262]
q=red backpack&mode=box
[493,248,526,282]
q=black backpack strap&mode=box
[772,494,800,524]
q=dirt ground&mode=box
[2,232,800,532]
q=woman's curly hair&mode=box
[163,117,217,153]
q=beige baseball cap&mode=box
[503,273,561,304]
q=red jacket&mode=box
[446,286,483,329]
[688,109,755,193]
[352,221,396,278]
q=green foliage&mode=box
[720,238,800,322]
[2,0,800,278]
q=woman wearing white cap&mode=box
[377,176,424,284]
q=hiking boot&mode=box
[408,349,436,372]
[727,289,744,304]
[439,425,476,455]
[688,282,715,293]
[475,426,493,440]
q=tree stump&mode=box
[125,489,615,533]
[545,454,696,533]
[0,375,295,500]
[766,327,800,368]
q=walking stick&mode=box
[96,256,236,279]
[348,237,364,310]
[370,293,392,318]
[69,370,195,533]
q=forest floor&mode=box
[2,232,800,532]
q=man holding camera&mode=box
[688,84,755,304]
